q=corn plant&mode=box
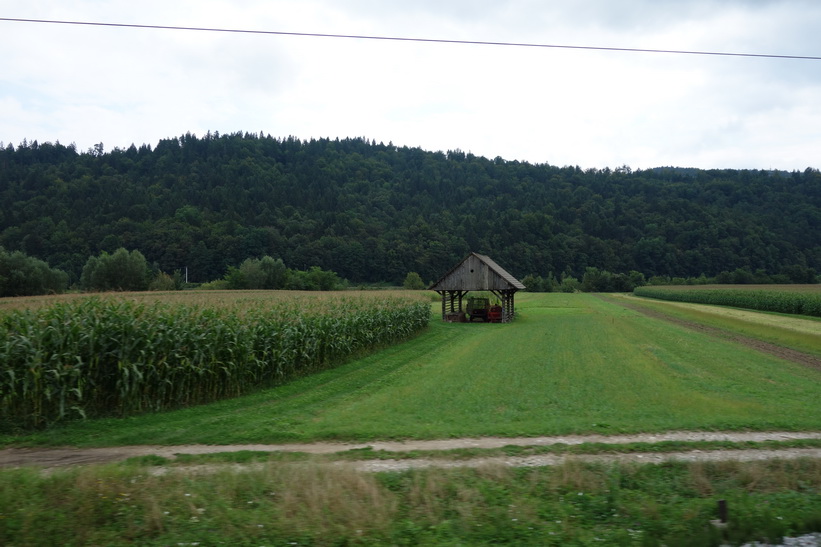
[0,294,431,430]
[634,285,821,317]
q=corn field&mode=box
[633,285,821,317]
[0,293,431,430]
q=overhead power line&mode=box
[2,16,820,61]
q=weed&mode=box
[2,457,821,545]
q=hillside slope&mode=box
[1,133,819,283]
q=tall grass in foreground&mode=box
[2,459,821,546]
[0,295,431,430]
[634,285,821,317]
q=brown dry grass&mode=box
[688,459,821,494]
[267,463,399,539]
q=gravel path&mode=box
[3,430,821,470]
[349,446,821,472]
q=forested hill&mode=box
[1,132,820,285]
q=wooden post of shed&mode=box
[429,253,524,323]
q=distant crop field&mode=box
[634,284,821,317]
[641,284,821,293]
[0,289,431,314]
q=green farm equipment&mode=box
[467,297,503,322]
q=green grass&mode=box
[4,293,821,546]
[2,457,821,546]
[612,293,821,358]
[5,293,821,447]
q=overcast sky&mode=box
[2,0,820,170]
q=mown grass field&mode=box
[614,291,821,358]
[4,291,821,447]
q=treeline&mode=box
[1,133,820,286]
[522,265,819,293]
[208,256,342,291]
[522,268,646,293]
[8,244,814,297]
[0,247,344,297]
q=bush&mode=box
[224,256,291,290]
[403,272,426,290]
[80,248,150,291]
[559,275,581,293]
[199,279,230,290]
[287,266,342,291]
[148,272,177,291]
[522,274,555,292]
[0,247,68,297]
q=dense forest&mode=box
[1,132,819,287]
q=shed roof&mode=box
[429,253,525,291]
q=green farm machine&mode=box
[466,297,503,322]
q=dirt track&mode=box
[3,431,821,471]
